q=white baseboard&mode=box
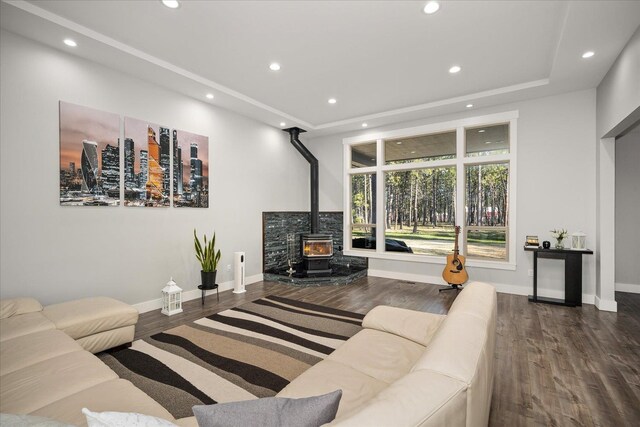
[615,282,640,294]
[367,270,596,305]
[133,274,263,314]
[595,295,617,312]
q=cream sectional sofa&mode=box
[278,281,497,427]
[1,282,495,427]
[0,296,196,426]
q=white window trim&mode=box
[343,111,518,271]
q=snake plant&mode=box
[194,229,221,272]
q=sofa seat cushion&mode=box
[276,359,387,417]
[0,311,55,342]
[76,324,136,354]
[174,417,199,427]
[328,329,425,384]
[42,297,138,341]
[0,329,83,376]
[30,379,176,427]
[0,350,118,414]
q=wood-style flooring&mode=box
[136,277,640,427]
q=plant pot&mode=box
[201,270,217,287]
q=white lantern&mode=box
[571,232,587,250]
[161,277,183,316]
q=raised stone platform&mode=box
[264,265,367,286]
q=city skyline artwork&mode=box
[59,101,120,206]
[124,117,170,207]
[59,101,210,209]
[173,128,209,208]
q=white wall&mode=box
[596,26,640,139]
[309,89,597,301]
[615,125,640,293]
[595,25,640,310]
[0,30,310,306]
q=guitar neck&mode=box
[453,227,460,259]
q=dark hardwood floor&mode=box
[135,278,640,427]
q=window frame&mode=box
[343,111,518,271]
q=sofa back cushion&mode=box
[329,369,466,427]
[411,282,497,427]
[362,306,445,347]
[0,298,43,319]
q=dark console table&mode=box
[524,246,593,307]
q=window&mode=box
[351,142,377,168]
[343,111,517,269]
[350,173,376,250]
[384,167,456,255]
[385,131,456,164]
[465,163,509,260]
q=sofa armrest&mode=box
[362,306,445,347]
[0,298,43,319]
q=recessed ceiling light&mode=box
[423,1,440,14]
[411,151,417,154]
[205,93,214,99]
[582,51,595,59]
[63,39,77,47]
[161,0,180,9]
[396,141,402,145]
[362,123,368,128]
[478,129,486,133]
[449,65,461,74]
[269,62,281,71]
[328,98,337,104]
[466,104,473,108]
[485,141,492,144]
[280,122,286,127]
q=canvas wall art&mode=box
[124,117,170,207]
[173,129,209,208]
[59,101,120,206]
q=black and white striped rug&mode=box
[99,296,364,419]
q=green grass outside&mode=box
[381,226,505,245]
[353,226,506,258]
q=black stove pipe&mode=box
[284,127,319,234]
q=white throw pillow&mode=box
[81,408,177,427]
[0,413,74,426]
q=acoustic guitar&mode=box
[442,226,469,286]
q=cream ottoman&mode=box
[42,297,138,354]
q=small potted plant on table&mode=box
[194,229,221,287]
[550,228,568,249]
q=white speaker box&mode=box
[233,251,246,294]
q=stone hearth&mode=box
[262,211,367,286]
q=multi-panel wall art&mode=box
[59,101,209,208]
[173,129,209,208]
[59,102,120,206]
[124,118,170,207]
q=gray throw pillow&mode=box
[192,390,342,427]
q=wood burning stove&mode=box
[301,234,333,276]
[283,127,334,277]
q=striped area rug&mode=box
[99,295,364,419]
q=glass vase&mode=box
[555,238,564,249]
